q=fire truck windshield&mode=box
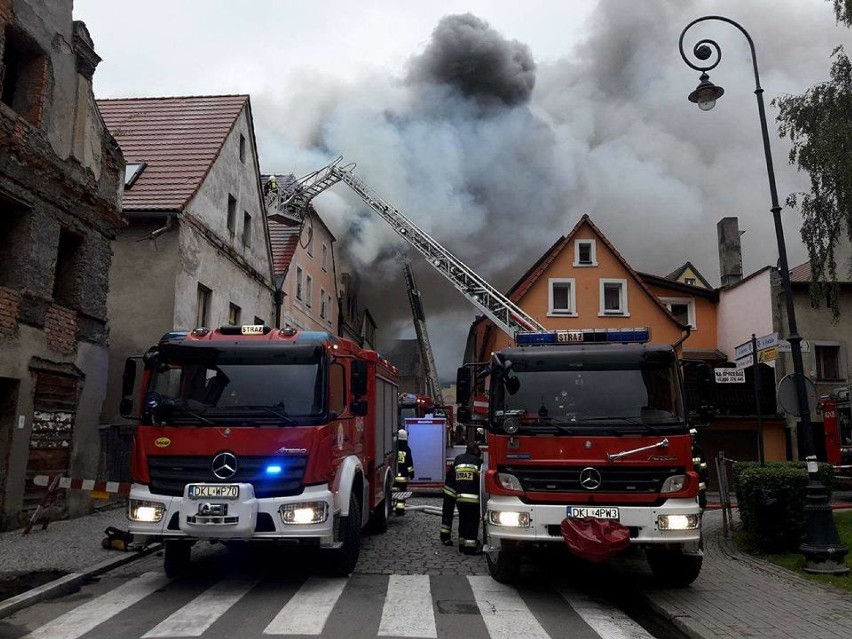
[144,344,325,425]
[490,352,685,433]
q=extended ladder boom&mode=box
[400,256,443,404]
[268,158,545,338]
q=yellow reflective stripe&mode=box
[440,526,451,533]
[455,463,479,471]
[457,493,479,503]
[462,539,479,546]
[443,487,457,497]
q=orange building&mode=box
[465,215,689,363]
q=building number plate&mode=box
[566,506,619,519]
[188,485,239,499]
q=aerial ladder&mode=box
[266,157,545,339]
[399,254,443,405]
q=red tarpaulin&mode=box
[561,517,631,563]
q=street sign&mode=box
[758,346,778,363]
[735,355,753,370]
[735,332,778,359]
[735,342,753,360]
[777,339,810,353]
[715,368,746,384]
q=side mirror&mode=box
[119,357,141,418]
[350,399,368,416]
[456,366,471,406]
[351,360,368,397]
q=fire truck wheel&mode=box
[366,476,392,534]
[164,540,192,577]
[485,543,521,584]
[647,548,703,587]
[325,493,362,576]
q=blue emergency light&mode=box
[265,465,283,475]
[515,327,651,346]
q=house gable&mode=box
[470,214,687,359]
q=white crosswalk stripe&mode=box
[557,588,655,639]
[378,574,437,638]
[142,578,259,637]
[15,570,657,639]
[23,572,171,639]
[467,575,551,639]
[263,576,348,635]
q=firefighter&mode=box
[394,429,414,516]
[452,443,483,554]
[264,174,278,196]
[440,462,456,545]
[690,428,709,510]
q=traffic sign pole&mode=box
[752,334,764,466]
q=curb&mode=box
[0,543,162,620]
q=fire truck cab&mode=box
[468,328,707,586]
[119,325,399,577]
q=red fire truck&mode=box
[818,389,852,474]
[460,328,711,586]
[119,325,399,576]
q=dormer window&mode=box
[661,297,696,328]
[573,239,597,267]
[124,163,146,189]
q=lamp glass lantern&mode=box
[688,73,725,111]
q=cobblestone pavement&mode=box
[359,494,487,575]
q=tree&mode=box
[773,0,852,318]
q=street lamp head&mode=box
[688,73,725,111]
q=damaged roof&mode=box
[97,95,248,211]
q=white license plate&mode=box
[566,506,620,519]
[188,485,239,499]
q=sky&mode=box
[75,0,852,382]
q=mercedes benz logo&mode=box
[211,452,237,479]
[579,467,602,490]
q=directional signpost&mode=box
[733,332,778,466]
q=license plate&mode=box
[567,506,620,519]
[188,485,239,499]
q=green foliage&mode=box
[774,47,852,320]
[733,461,834,552]
[831,0,852,27]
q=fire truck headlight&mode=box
[280,502,328,525]
[128,500,165,523]
[497,473,523,492]
[657,514,700,530]
[488,511,530,528]
[661,475,687,493]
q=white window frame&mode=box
[321,242,328,272]
[660,297,696,329]
[547,278,577,317]
[599,278,629,316]
[320,287,327,319]
[307,231,314,257]
[295,266,303,301]
[305,274,313,308]
[573,239,597,267]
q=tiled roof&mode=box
[97,95,248,211]
[269,218,302,276]
[789,262,812,283]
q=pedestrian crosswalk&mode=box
[17,571,655,639]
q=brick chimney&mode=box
[717,217,743,287]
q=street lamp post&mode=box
[679,15,848,575]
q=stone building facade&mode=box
[0,0,124,528]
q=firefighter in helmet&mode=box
[440,461,456,545]
[448,443,483,554]
[394,429,415,516]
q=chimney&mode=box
[717,217,743,287]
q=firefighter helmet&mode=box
[397,429,408,441]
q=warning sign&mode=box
[714,368,746,384]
